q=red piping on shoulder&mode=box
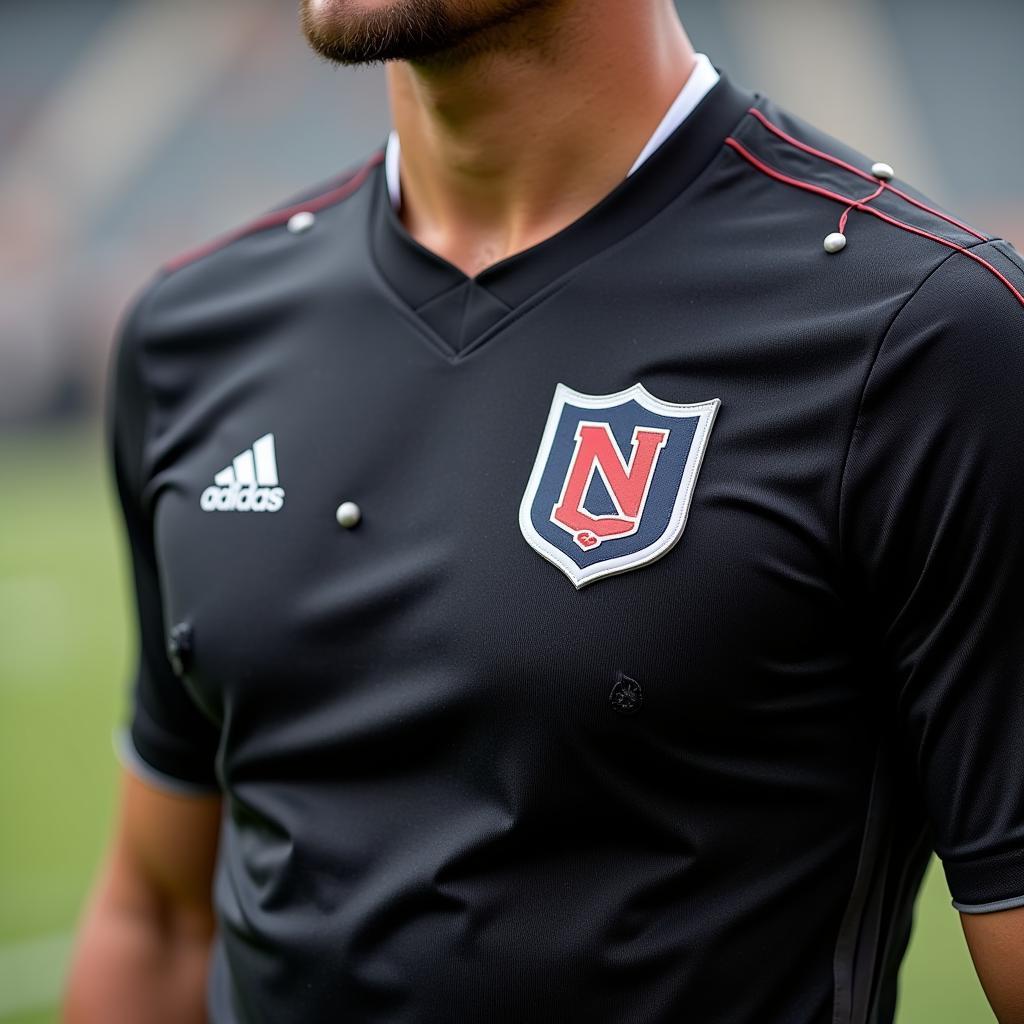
[163,151,384,274]
[839,182,885,234]
[724,136,1024,309]
[745,107,988,243]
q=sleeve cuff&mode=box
[113,727,221,797]
[942,845,1024,913]
[952,893,1024,915]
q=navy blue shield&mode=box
[519,383,720,587]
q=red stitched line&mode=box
[745,107,988,243]
[164,151,384,273]
[839,182,885,234]
[724,137,1024,309]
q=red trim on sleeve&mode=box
[163,151,384,274]
[724,136,1024,309]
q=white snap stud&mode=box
[823,232,847,254]
[287,211,316,234]
[335,501,361,528]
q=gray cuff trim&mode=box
[952,893,1024,915]
[112,727,221,797]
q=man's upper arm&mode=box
[962,908,1024,1023]
[841,240,1024,912]
[108,276,222,793]
[840,240,1024,1009]
[63,769,221,1024]
[109,767,222,920]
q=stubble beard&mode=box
[299,0,561,67]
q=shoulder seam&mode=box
[993,238,1024,276]
[834,237,999,572]
[162,150,383,275]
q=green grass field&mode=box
[0,429,995,1023]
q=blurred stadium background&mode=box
[1,1,1021,1020]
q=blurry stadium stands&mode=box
[0,0,389,423]
[1,0,1022,425]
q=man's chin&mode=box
[302,0,449,65]
[300,0,549,67]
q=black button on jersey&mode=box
[107,73,1024,1024]
[165,621,193,678]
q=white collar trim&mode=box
[626,52,719,175]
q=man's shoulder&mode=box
[726,97,987,248]
[722,94,1024,334]
[163,150,382,278]
[113,149,382,391]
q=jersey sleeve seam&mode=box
[992,237,1024,276]
[834,237,1001,573]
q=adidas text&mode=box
[200,483,284,512]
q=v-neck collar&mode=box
[369,72,753,358]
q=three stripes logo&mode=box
[200,433,285,513]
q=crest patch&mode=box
[519,383,719,588]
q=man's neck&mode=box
[386,0,696,277]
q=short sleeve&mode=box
[840,240,1024,913]
[107,277,221,794]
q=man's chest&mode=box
[145,278,873,784]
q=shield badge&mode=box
[519,383,720,588]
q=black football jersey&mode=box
[108,72,1024,1023]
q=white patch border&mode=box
[518,382,720,589]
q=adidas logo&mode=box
[200,433,285,512]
